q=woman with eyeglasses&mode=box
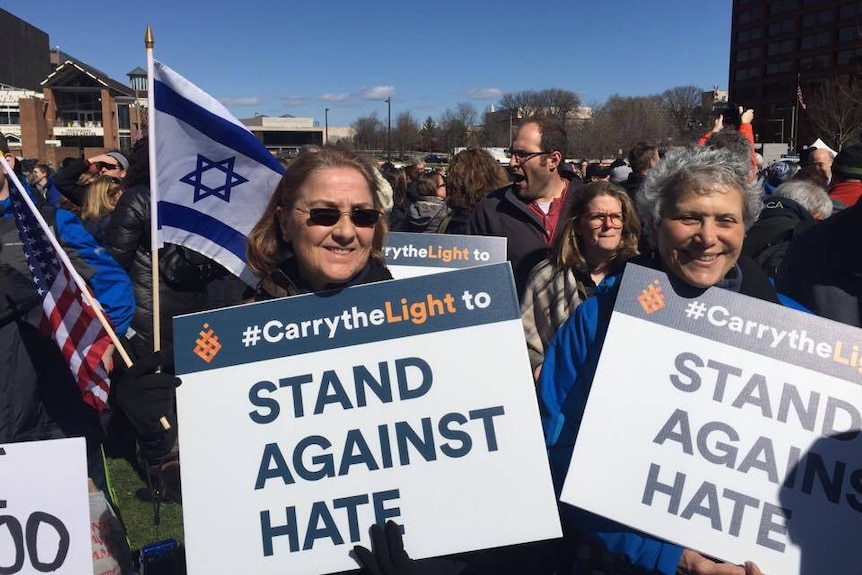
[521,181,641,379]
[247,146,391,299]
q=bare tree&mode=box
[537,88,581,124]
[660,85,704,138]
[569,95,673,159]
[352,112,384,151]
[439,107,469,151]
[455,102,478,128]
[394,111,420,158]
[804,75,862,151]
[499,88,580,123]
[500,90,542,118]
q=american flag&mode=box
[8,185,112,412]
[797,84,807,110]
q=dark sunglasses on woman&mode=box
[295,207,380,227]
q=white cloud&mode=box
[467,88,502,100]
[217,96,261,106]
[280,95,308,107]
[322,92,350,102]
[358,85,395,100]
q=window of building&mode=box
[800,31,831,49]
[766,61,794,75]
[800,54,831,70]
[738,5,764,24]
[735,66,763,81]
[737,46,764,62]
[802,9,834,28]
[117,104,130,130]
[839,2,862,19]
[767,39,796,56]
[839,27,859,42]
[119,134,132,153]
[770,0,799,15]
[838,48,862,66]
[738,27,764,43]
[768,17,795,36]
[0,108,19,125]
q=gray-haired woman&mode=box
[539,145,772,575]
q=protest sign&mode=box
[173,263,560,575]
[383,232,506,278]
[561,263,862,575]
[0,438,91,574]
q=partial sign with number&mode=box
[0,438,91,574]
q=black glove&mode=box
[114,351,181,459]
[354,521,417,575]
[353,521,468,575]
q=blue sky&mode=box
[6,0,732,128]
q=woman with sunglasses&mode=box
[79,175,124,245]
[521,181,641,379]
[247,146,391,299]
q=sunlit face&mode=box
[657,185,745,289]
[509,122,554,201]
[810,149,833,181]
[32,167,47,183]
[278,167,377,291]
[575,194,624,265]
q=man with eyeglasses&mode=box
[53,150,128,207]
[468,117,575,300]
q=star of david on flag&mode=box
[152,61,284,285]
[181,154,248,203]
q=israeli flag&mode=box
[153,60,284,285]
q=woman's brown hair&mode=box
[553,181,641,271]
[246,146,388,279]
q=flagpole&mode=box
[791,73,800,154]
[0,157,133,369]
[146,25,162,355]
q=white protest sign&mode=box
[174,263,561,575]
[561,264,862,575]
[382,232,506,278]
[0,438,91,574]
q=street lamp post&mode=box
[385,96,391,161]
[325,108,329,145]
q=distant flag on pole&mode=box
[7,179,111,412]
[152,61,284,285]
[797,83,807,110]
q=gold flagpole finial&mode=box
[145,26,154,49]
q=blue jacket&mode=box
[1,187,135,335]
[540,273,684,575]
[538,254,781,575]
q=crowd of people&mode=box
[1,102,859,574]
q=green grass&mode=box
[106,456,185,552]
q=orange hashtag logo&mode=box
[193,322,222,363]
[637,279,665,314]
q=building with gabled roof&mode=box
[9,53,147,166]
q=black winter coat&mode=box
[105,183,246,368]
